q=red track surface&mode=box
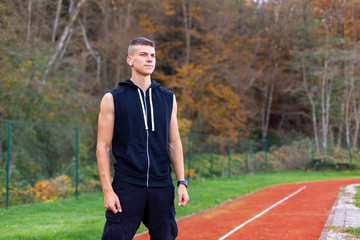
[134,179,360,240]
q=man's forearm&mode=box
[97,146,113,193]
[169,141,185,181]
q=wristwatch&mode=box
[177,180,188,188]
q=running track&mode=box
[134,178,360,240]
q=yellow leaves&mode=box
[310,0,360,40]
[233,40,240,47]
[17,59,32,73]
[30,175,74,202]
[0,175,74,207]
[162,2,176,16]
[178,118,192,135]
[185,169,195,178]
[138,13,159,33]
[196,82,247,138]
[49,112,56,121]
[159,50,248,137]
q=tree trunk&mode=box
[320,49,332,158]
[302,57,320,153]
[353,100,360,149]
[42,0,87,83]
[79,20,101,84]
[56,1,74,66]
[27,0,33,44]
[262,67,276,140]
[102,0,108,88]
[344,54,354,148]
[182,0,192,68]
[181,0,192,117]
[336,102,344,151]
[52,0,63,42]
[114,0,133,88]
[261,0,283,141]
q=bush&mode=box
[31,175,74,202]
[190,153,228,178]
[78,164,102,193]
[0,173,74,207]
[266,140,312,171]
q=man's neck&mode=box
[131,75,151,92]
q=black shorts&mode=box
[102,181,178,240]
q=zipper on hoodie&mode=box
[143,91,151,187]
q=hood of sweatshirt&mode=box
[118,78,160,89]
[118,79,160,132]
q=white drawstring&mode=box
[137,89,148,130]
[137,88,155,131]
[149,88,155,131]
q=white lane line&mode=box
[218,186,307,240]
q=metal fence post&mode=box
[349,144,353,171]
[187,133,191,180]
[245,138,249,174]
[6,121,11,209]
[264,139,268,172]
[75,126,79,200]
[228,137,231,177]
[311,139,314,170]
[210,135,213,178]
[249,139,254,172]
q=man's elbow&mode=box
[168,140,183,152]
[96,143,111,156]
[168,142,175,151]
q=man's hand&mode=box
[104,191,122,214]
[177,185,189,207]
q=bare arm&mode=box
[96,93,121,214]
[168,94,189,207]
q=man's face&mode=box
[130,45,156,76]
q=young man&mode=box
[96,37,189,240]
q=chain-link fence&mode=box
[1,119,359,209]
[182,134,314,179]
[0,119,101,209]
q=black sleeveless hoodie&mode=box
[108,79,174,187]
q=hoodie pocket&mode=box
[149,143,171,179]
[125,143,147,174]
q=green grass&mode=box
[1,171,359,239]
[355,185,360,208]
[344,227,360,237]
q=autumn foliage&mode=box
[31,175,74,202]
[0,174,74,207]
[2,0,360,143]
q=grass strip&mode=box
[354,185,360,208]
[344,227,360,237]
[1,170,359,240]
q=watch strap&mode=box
[177,180,187,188]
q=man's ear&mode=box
[126,56,132,66]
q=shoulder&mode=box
[108,85,127,97]
[100,92,114,113]
[159,86,173,96]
